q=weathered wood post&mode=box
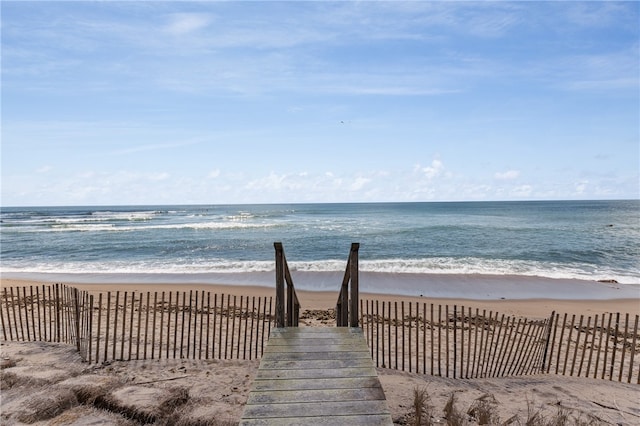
[274,242,285,328]
[349,243,359,327]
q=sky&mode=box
[2,1,639,206]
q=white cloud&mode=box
[208,169,221,179]
[512,185,533,197]
[36,165,52,174]
[494,170,520,180]
[165,13,212,35]
[575,180,588,194]
[149,172,170,181]
[420,159,444,180]
[350,177,371,191]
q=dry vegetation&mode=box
[398,387,613,426]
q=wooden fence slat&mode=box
[22,287,30,342]
[224,295,231,359]
[35,286,42,342]
[609,312,620,380]
[162,291,168,359]
[134,293,141,360]
[259,296,266,357]
[469,307,477,378]
[376,301,381,368]
[609,312,620,381]
[401,301,405,372]
[517,317,536,376]
[388,302,392,371]
[250,297,258,359]
[190,291,196,359]
[216,293,224,358]
[173,291,180,359]
[105,292,112,362]
[248,296,255,360]
[144,292,150,360]
[44,285,50,342]
[474,309,485,378]
[445,305,449,377]
[15,287,24,341]
[618,313,629,382]
[206,292,212,360]
[186,290,193,359]
[95,293,102,364]
[506,318,526,376]
[498,315,515,377]
[492,311,505,377]
[570,315,584,376]
[111,291,119,360]
[1,288,11,341]
[395,302,399,371]
[522,318,550,375]
[416,302,427,374]
[0,289,7,341]
[151,292,158,360]
[555,313,567,375]
[231,296,237,359]
[236,295,242,358]
[422,303,426,375]
[120,291,127,360]
[200,291,206,360]
[452,305,457,378]
[31,287,38,341]
[380,302,386,369]
[562,314,576,376]
[586,314,598,378]
[407,302,411,373]
[578,316,591,377]
[47,286,52,342]
[628,315,638,383]
[601,313,613,380]
[180,291,187,359]
[437,305,442,377]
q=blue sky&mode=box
[2,1,638,206]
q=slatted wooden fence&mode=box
[544,311,639,383]
[359,299,639,383]
[1,284,274,364]
[2,285,638,384]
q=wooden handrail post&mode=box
[349,243,360,327]
[337,259,350,327]
[336,243,360,327]
[274,242,285,328]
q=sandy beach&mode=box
[1,277,639,425]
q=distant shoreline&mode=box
[2,274,638,320]
[2,270,638,299]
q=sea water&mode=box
[1,201,639,292]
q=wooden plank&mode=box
[247,387,386,404]
[264,344,369,353]
[261,351,371,361]
[251,376,383,392]
[259,358,373,370]
[266,337,362,346]
[242,400,389,419]
[256,367,377,380]
[240,414,393,426]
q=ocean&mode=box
[1,200,639,295]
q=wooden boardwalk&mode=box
[240,327,393,425]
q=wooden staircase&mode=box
[240,327,393,425]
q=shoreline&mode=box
[2,276,638,320]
